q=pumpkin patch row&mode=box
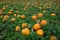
[15,19,47,36]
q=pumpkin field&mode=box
[0,0,60,40]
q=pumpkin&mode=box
[2,7,6,10]
[10,9,13,12]
[50,35,57,40]
[11,18,16,22]
[36,29,44,36]
[38,13,43,18]
[43,10,47,12]
[22,23,28,28]
[8,11,12,15]
[33,23,41,31]
[0,12,2,15]
[3,15,9,22]
[14,14,17,16]
[20,15,25,19]
[0,10,3,12]
[22,28,30,35]
[16,11,19,13]
[17,15,21,18]
[5,5,8,8]
[15,26,20,31]
[3,17,7,22]
[51,13,56,16]
[4,15,9,18]
[32,15,37,20]
[40,20,48,25]
[17,15,21,17]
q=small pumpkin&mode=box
[14,14,17,16]
[0,10,3,12]
[22,28,30,35]
[16,11,19,13]
[20,15,25,19]
[8,11,12,15]
[10,9,13,12]
[51,13,56,16]
[3,15,9,22]
[17,15,20,18]
[36,29,44,36]
[3,17,7,22]
[2,7,6,10]
[15,26,20,31]
[5,5,8,8]
[43,10,47,12]
[22,23,28,28]
[11,18,16,22]
[50,35,57,40]
[33,23,41,31]
[40,20,48,25]
[38,13,43,18]
[4,15,9,18]
[32,15,37,20]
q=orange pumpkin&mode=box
[20,15,25,19]
[8,11,12,15]
[3,15,9,22]
[4,15,9,18]
[22,28,30,35]
[40,20,48,25]
[32,15,37,20]
[11,18,16,22]
[51,13,56,16]
[14,14,17,16]
[3,17,7,22]
[33,23,41,31]
[36,29,44,36]
[22,23,28,28]
[38,13,43,18]
[50,35,57,40]
[15,26,20,31]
